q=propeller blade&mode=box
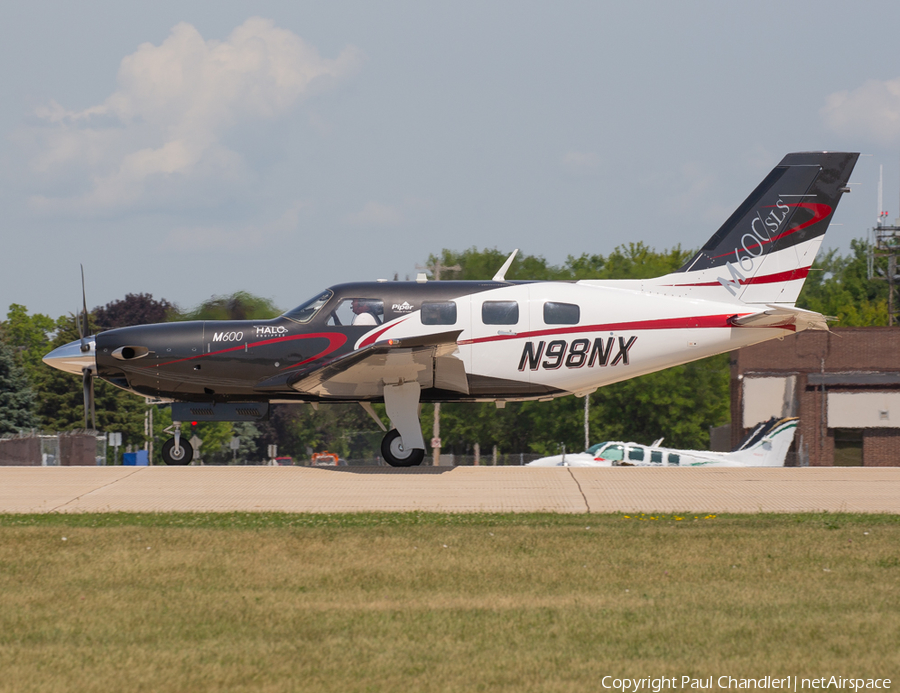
[80,265,90,353]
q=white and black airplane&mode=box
[44,152,858,466]
[527,417,799,467]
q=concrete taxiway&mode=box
[1,466,899,514]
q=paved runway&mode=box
[1,466,899,514]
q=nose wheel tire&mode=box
[162,438,194,466]
[381,429,425,467]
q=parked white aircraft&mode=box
[527,417,799,467]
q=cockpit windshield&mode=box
[596,444,624,462]
[282,290,333,324]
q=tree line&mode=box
[0,239,888,463]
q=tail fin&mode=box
[649,152,858,304]
[729,417,798,467]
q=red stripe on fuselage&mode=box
[148,332,347,369]
[457,313,752,346]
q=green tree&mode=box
[93,293,176,329]
[3,304,57,385]
[427,242,691,283]
[177,292,281,321]
[563,242,692,280]
[0,339,40,434]
[258,403,386,463]
[424,248,556,281]
[232,422,262,463]
[189,421,234,463]
[797,239,889,326]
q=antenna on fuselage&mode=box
[492,249,519,282]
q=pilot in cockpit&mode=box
[325,297,384,327]
[351,299,379,326]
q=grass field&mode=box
[0,512,898,693]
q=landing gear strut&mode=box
[381,381,426,467]
[162,422,194,465]
[381,429,425,467]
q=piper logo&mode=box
[392,301,414,312]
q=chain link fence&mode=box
[0,432,107,466]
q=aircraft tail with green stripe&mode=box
[727,417,799,467]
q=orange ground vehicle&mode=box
[311,451,340,466]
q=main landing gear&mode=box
[380,381,426,468]
[381,429,425,467]
[161,422,194,465]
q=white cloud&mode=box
[22,18,363,214]
[344,201,404,226]
[822,78,900,144]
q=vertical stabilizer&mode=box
[728,417,798,467]
[646,152,858,305]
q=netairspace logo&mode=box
[600,676,892,693]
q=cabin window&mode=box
[482,301,519,325]
[597,444,624,461]
[650,450,663,464]
[327,298,384,327]
[422,301,457,325]
[627,447,645,462]
[543,302,580,325]
[667,453,680,466]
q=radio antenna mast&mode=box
[869,160,900,325]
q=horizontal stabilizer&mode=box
[729,305,831,332]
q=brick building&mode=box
[732,327,900,466]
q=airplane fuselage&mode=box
[92,279,778,404]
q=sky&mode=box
[3,0,900,319]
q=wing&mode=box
[254,330,468,398]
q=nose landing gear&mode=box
[161,422,194,465]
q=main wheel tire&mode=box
[161,438,194,466]
[381,429,425,467]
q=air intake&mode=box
[112,345,150,361]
